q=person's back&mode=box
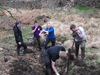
[45,46,66,62]
[45,46,67,75]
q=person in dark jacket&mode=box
[45,46,68,75]
[13,21,27,56]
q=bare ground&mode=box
[0,8,100,75]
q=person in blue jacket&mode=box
[13,21,27,56]
[40,23,56,51]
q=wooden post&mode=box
[67,38,75,74]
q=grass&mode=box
[0,52,5,58]
[75,6,92,10]
[0,25,33,48]
[85,48,99,54]
[68,66,78,75]
[86,60,100,70]
[41,7,100,23]
[56,36,68,43]
[0,67,3,70]
[48,43,52,47]
[2,4,12,9]
[22,25,33,43]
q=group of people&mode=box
[13,21,86,75]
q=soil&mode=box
[0,8,100,75]
[0,43,100,75]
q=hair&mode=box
[34,20,38,24]
[70,24,76,30]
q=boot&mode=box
[39,46,42,51]
[81,47,85,61]
[47,69,52,75]
[24,49,27,57]
[17,49,20,56]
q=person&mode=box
[45,46,68,75]
[70,24,86,62]
[13,21,27,56]
[32,21,42,50]
[40,23,56,52]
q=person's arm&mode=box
[43,28,49,35]
[32,26,37,33]
[39,26,43,36]
[77,27,86,39]
[14,28,22,45]
[77,32,83,39]
[48,27,54,33]
[44,27,54,35]
[52,61,60,75]
[39,30,44,36]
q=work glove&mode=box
[56,73,60,75]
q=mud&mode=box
[0,43,100,75]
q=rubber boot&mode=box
[81,47,85,62]
[47,69,52,75]
[39,46,42,51]
[17,49,20,56]
[24,49,27,57]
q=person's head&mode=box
[59,51,68,58]
[15,21,21,27]
[70,24,77,31]
[34,21,38,26]
[46,23,51,29]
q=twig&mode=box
[67,38,75,74]
[0,7,17,21]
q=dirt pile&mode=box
[0,41,100,75]
[9,57,44,75]
[4,9,51,25]
[0,16,15,30]
[0,46,46,75]
[72,60,100,75]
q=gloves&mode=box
[56,73,60,75]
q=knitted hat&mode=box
[16,21,21,25]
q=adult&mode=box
[40,23,56,52]
[70,24,86,62]
[45,46,68,75]
[32,21,42,50]
[13,21,27,56]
